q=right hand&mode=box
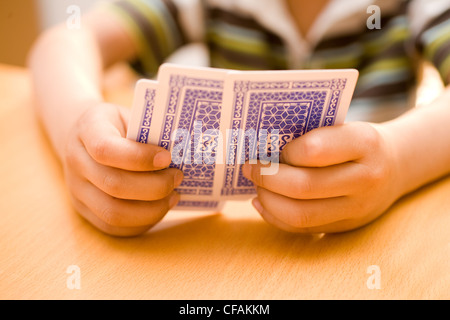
[63,103,183,237]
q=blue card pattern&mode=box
[177,200,220,209]
[137,88,156,143]
[222,78,347,196]
[158,75,224,196]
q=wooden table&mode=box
[0,63,449,300]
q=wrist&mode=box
[379,91,450,197]
[375,122,409,200]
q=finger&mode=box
[253,198,361,233]
[281,122,378,167]
[70,195,155,237]
[79,106,171,171]
[68,139,183,201]
[68,173,179,231]
[254,187,351,229]
[78,141,183,200]
[90,166,183,201]
[242,161,368,199]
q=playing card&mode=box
[220,69,359,197]
[126,79,158,143]
[127,64,359,210]
[126,71,226,211]
[147,63,231,210]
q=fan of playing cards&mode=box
[127,63,359,211]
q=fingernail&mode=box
[174,171,184,188]
[169,192,180,209]
[153,150,171,168]
[242,163,252,179]
[252,198,263,214]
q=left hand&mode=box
[242,122,401,233]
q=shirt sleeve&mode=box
[105,0,201,77]
[411,0,450,85]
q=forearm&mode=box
[383,86,450,197]
[28,9,137,160]
[29,25,104,159]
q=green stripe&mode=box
[438,54,450,84]
[107,4,158,73]
[210,52,262,70]
[364,25,410,56]
[423,26,450,61]
[308,54,361,69]
[207,26,271,56]
[421,19,450,46]
[357,68,412,91]
[207,33,270,58]
[144,0,183,51]
[359,57,411,77]
[128,0,172,58]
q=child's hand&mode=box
[63,103,183,237]
[242,122,401,233]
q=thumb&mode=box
[78,103,172,171]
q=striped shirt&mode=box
[104,0,450,118]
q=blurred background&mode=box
[0,0,443,108]
[0,0,103,66]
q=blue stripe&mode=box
[421,19,450,46]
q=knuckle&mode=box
[90,138,110,164]
[369,162,389,184]
[160,175,177,197]
[96,199,123,227]
[101,173,123,197]
[290,209,312,228]
[361,124,382,148]
[292,173,314,197]
[150,172,177,200]
[301,137,322,162]
[355,197,371,215]
[131,146,149,169]
[358,162,389,192]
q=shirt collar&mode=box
[207,0,404,68]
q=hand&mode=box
[242,122,401,233]
[63,103,183,237]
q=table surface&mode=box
[0,63,449,300]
